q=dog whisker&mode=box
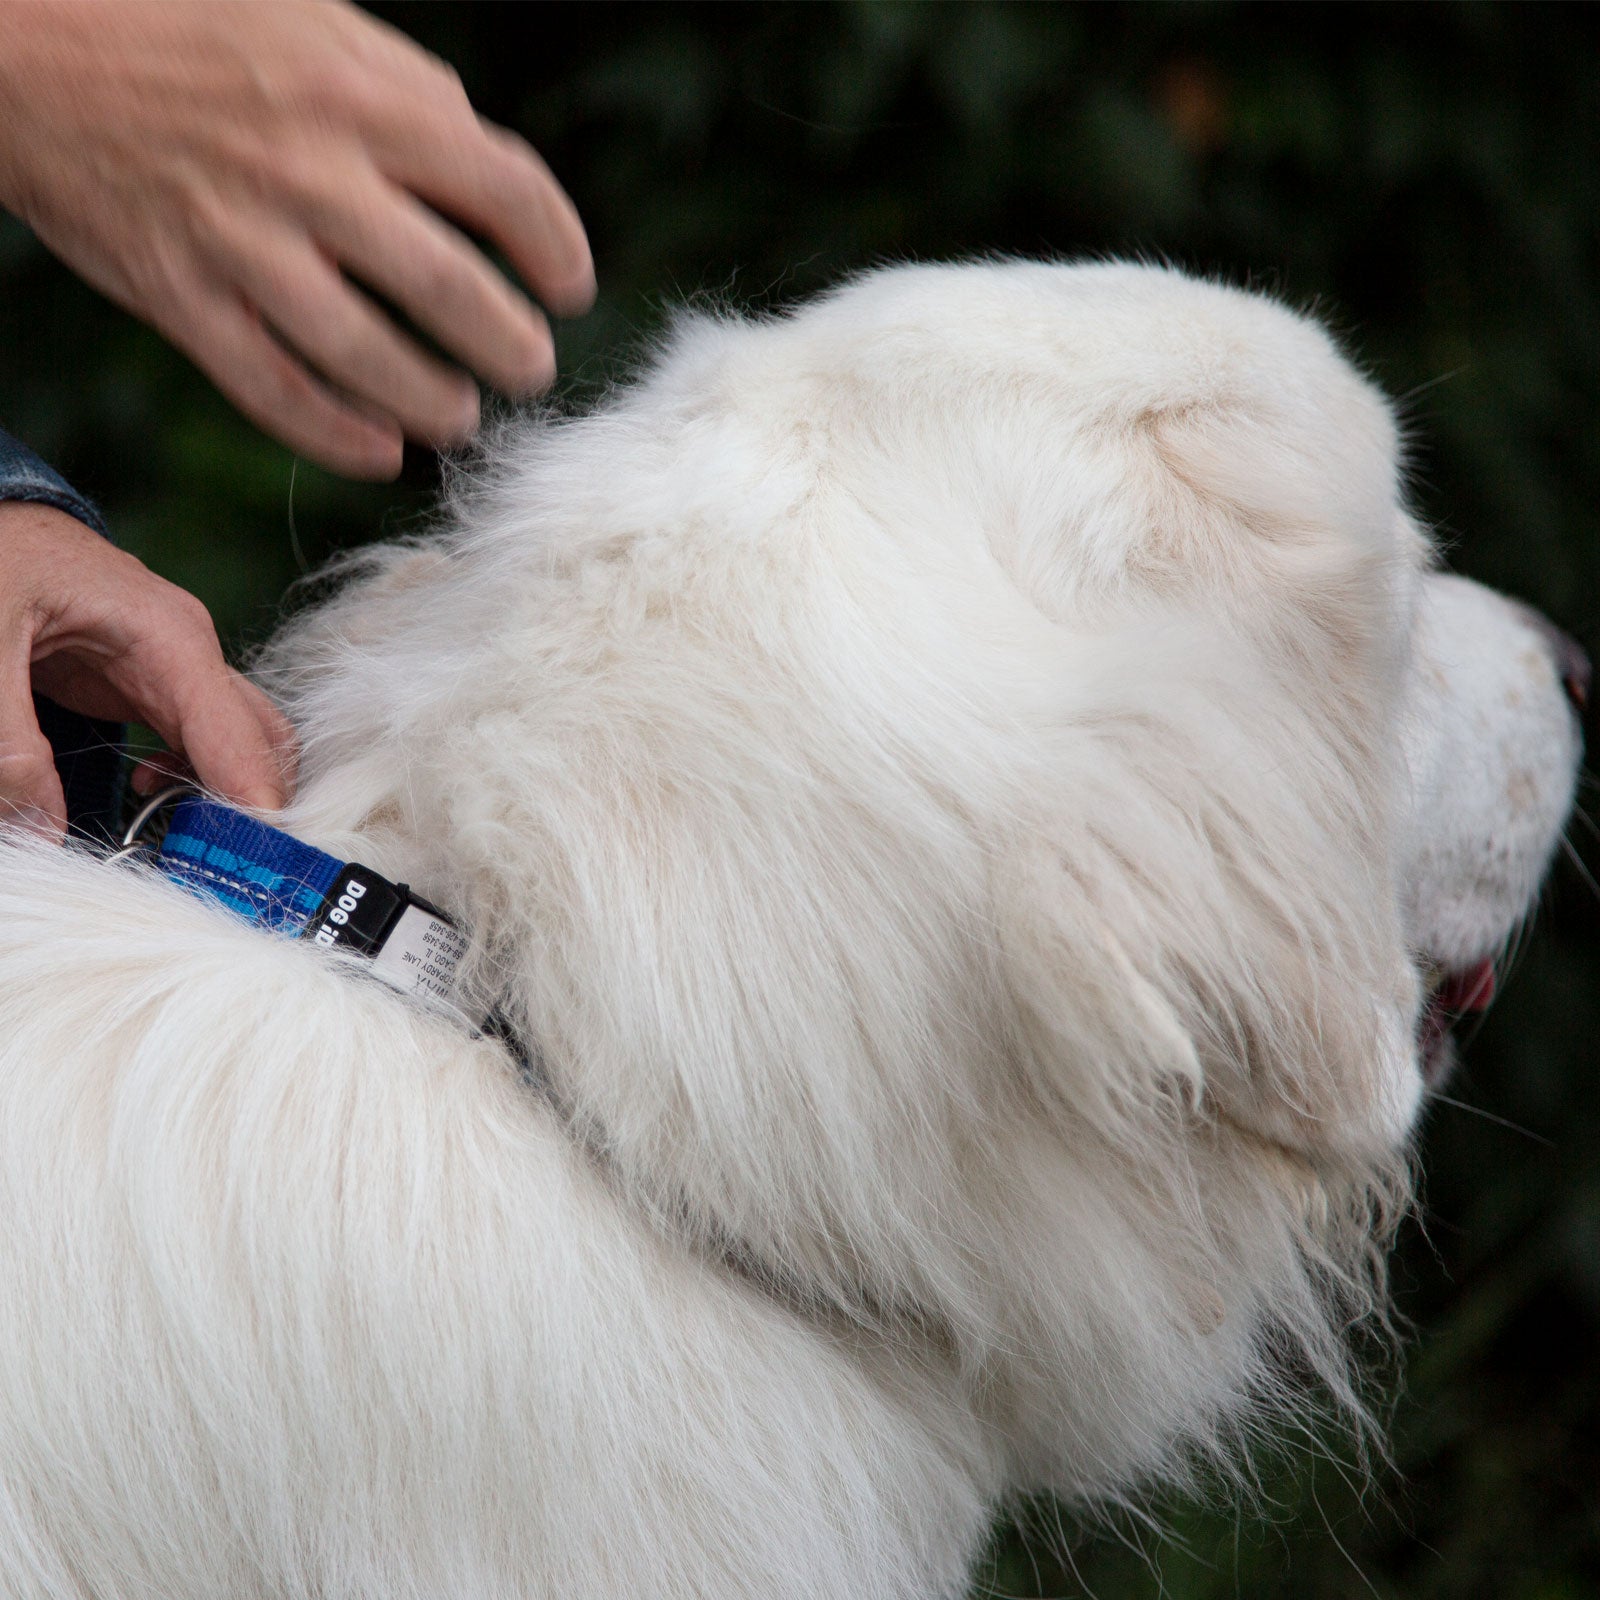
[1559,834,1600,903]
[1426,1093,1552,1146]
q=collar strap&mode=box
[155,796,473,1021]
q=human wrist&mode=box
[0,429,107,538]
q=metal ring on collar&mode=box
[109,783,198,863]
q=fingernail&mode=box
[354,429,405,481]
[242,781,287,814]
[555,264,598,317]
[456,384,481,435]
[513,348,557,397]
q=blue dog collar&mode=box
[145,793,472,1019]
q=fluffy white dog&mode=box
[0,262,1582,1599]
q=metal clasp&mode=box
[108,783,197,863]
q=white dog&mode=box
[0,262,1582,1599]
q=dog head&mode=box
[266,261,1582,1501]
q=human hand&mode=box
[0,0,594,480]
[0,502,296,841]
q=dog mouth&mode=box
[1418,958,1497,1087]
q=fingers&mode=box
[182,37,593,459]
[311,4,595,315]
[129,677,297,813]
[131,677,299,802]
[155,275,407,481]
[314,184,558,397]
[177,671,296,813]
[5,505,300,818]
[362,81,595,320]
[224,51,593,439]
[235,676,301,797]
[419,120,596,320]
[220,215,487,448]
[109,593,296,813]
[0,0,593,474]
[0,638,68,842]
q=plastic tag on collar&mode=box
[157,798,472,1019]
[304,864,471,1012]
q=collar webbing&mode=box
[156,796,473,1020]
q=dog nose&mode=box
[1515,604,1591,715]
[1551,629,1591,715]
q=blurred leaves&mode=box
[1,3,1594,1594]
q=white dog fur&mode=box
[0,261,1581,1598]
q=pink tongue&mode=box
[1439,959,1497,1015]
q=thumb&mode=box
[0,638,67,841]
[125,632,294,813]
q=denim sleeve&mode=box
[0,426,124,841]
[0,426,108,536]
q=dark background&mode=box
[1,5,1594,1596]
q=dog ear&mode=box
[996,837,1207,1134]
[994,741,1423,1169]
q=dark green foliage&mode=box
[1,5,1593,1593]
